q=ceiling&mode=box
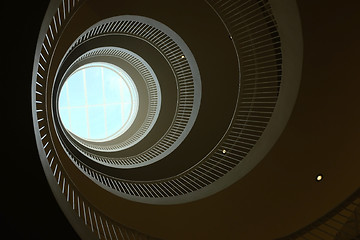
[2,0,360,239]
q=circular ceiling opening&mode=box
[58,62,139,142]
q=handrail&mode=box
[277,188,360,240]
[57,0,284,204]
[32,0,161,239]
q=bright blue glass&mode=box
[58,63,137,141]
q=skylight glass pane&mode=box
[105,75,122,104]
[88,106,106,139]
[70,107,88,138]
[67,71,86,107]
[106,104,123,134]
[59,108,70,129]
[58,85,68,108]
[120,81,131,103]
[85,66,103,106]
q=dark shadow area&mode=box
[2,1,80,239]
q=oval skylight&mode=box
[58,62,139,142]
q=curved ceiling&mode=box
[3,0,360,239]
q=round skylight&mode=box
[58,62,139,142]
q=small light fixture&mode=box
[222,149,226,154]
[316,174,323,182]
[181,55,185,59]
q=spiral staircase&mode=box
[28,0,360,239]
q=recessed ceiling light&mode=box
[316,174,323,182]
[222,149,226,154]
